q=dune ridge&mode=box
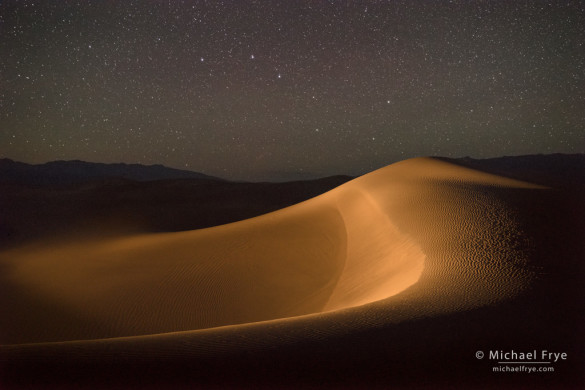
[0,164,423,345]
[0,157,546,349]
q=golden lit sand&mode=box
[0,158,546,346]
[0,157,547,352]
[0,164,429,343]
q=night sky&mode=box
[1,1,584,181]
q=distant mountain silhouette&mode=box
[446,154,585,188]
[0,159,223,185]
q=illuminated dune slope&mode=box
[1,161,425,345]
[0,157,543,346]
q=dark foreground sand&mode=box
[1,157,583,389]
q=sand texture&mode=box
[1,157,583,389]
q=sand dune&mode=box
[1,159,428,344]
[2,157,582,389]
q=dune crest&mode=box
[0,157,545,345]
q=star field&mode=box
[1,1,584,181]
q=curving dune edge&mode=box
[0,157,545,348]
